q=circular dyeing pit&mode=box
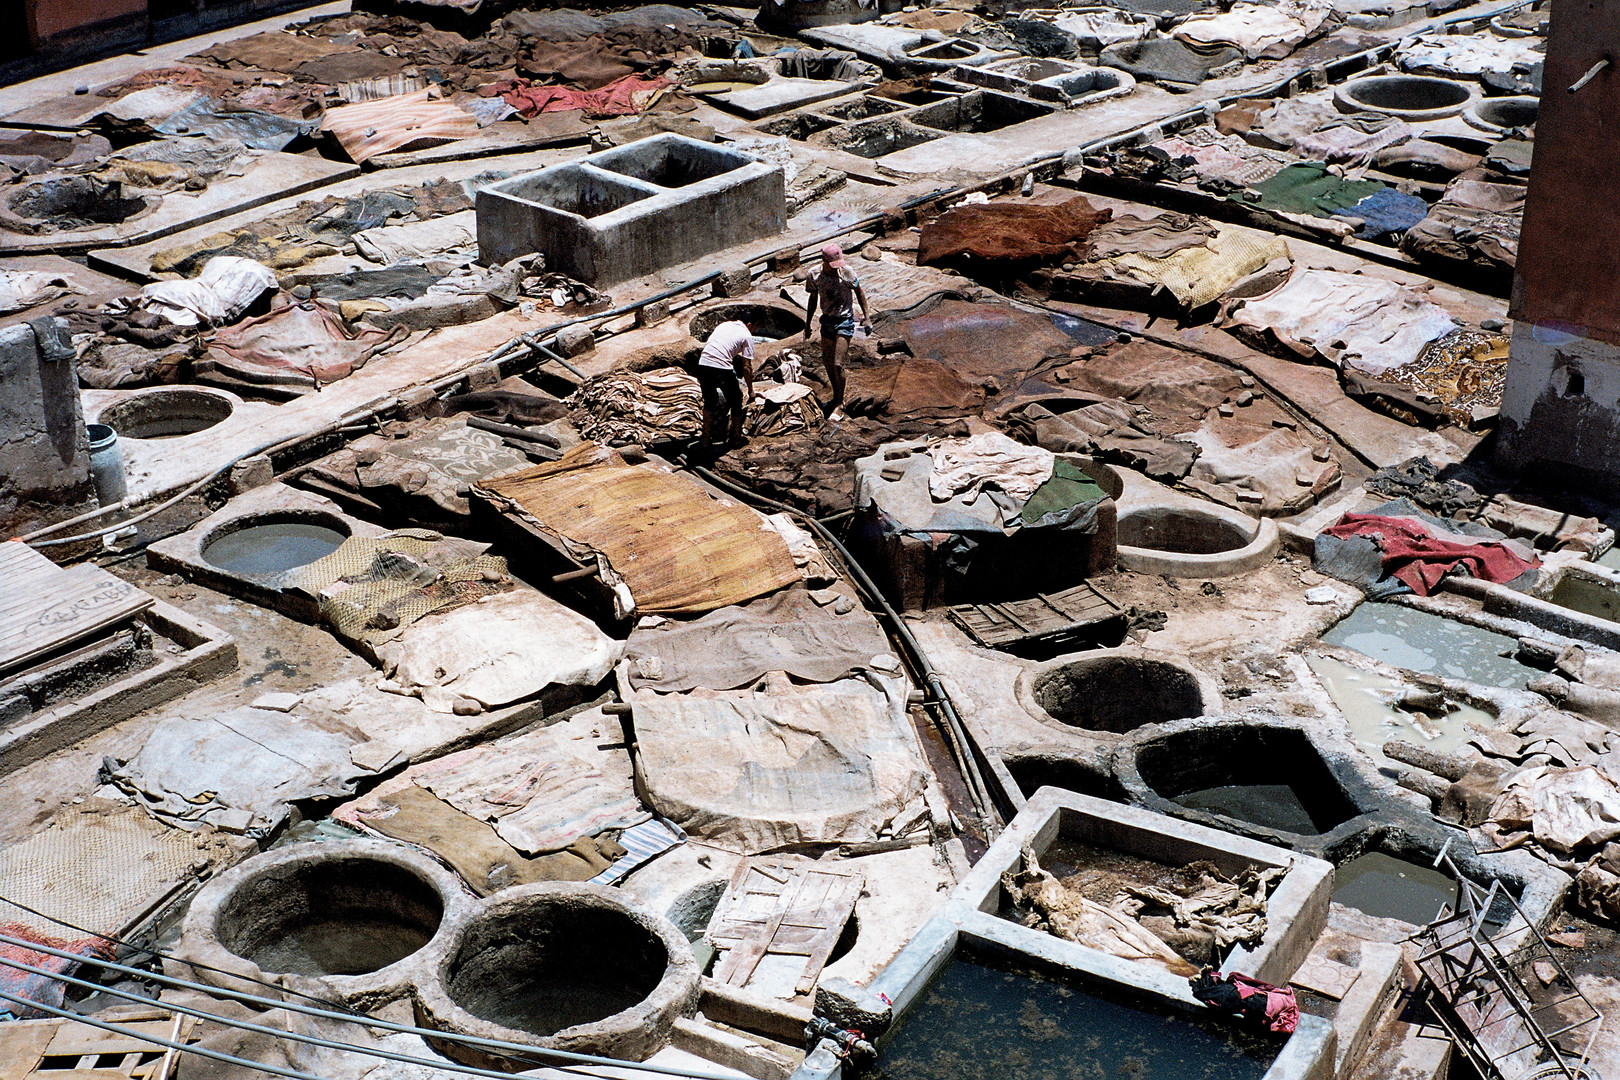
[175,841,465,1007]
[1114,504,1278,577]
[1464,95,1538,133]
[1026,655,1206,733]
[416,882,700,1067]
[201,512,350,577]
[1334,75,1477,120]
[97,388,235,439]
[689,301,806,342]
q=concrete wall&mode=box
[477,135,785,287]
[1497,322,1620,481]
[0,318,94,537]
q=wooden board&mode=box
[709,858,863,996]
[947,581,1125,656]
[0,544,153,676]
[0,1009,195,1080]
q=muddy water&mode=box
[1307,655,1493,763]
[1320,603,1531,688]
[202,522,346,575]
[1172,784,1320,835]
[873,951,1278,1080]
[1331,852,1457,924]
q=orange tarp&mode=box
[480,444,799,615]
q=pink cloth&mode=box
[1322,512,1539,595]
[481,75,671,119]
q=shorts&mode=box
[820,313,856,339]
[696,364,743,416]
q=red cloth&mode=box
[1230,973,1299,1034]
[1321,512,1539,596]
[0,923,114,1019]
[480,75,671,119]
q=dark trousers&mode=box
[697,365,743,441]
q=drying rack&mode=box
[1410,838,1604,1080]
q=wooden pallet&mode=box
[708,859,863,998]
[947,581,1126,657]
[0,1008,197,1080]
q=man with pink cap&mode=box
[803,242,871,422]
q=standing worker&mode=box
[696,318,755,452]
[803,242,871,422]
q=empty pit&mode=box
[814,118,943,158]
[97,388,234,439]
[1118,506,1250,554]
[418,883,699,1065]
[912,91,1054,133]
[689,302,805,341]
[1029,656,1205,733]
[175,842,465,1008]
[215,854,443,977]
[1134,726,1360,837]
[1465,95,1538,133]
[760,112,841,141]
[906,39,980,60]
[1116,504,1277,578]
[1335,74,1476,120]
[818,96,903,121]
[592,138,750,188]
[499,165,655,219]
[1004,756,1129,801]
[200,512,350,577]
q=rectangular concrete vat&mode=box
[796,892,1335,1080]
[952,786,1334,986]
[476,134,785,287]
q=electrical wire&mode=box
[0,952,667,1080]
[0,930,743,1080]
[0,889,371,1018]
[0,986,344,1080]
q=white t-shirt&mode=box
[697,320,755,370]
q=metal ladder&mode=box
[1409,839,1603,1080]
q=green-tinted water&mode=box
[1332,852,1457,924]
[1321,603,1530,688]
[202,522,346,575]
[873,952,1279,1080]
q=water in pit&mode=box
[1594,548,1620,573]
[1332,852,1457,924]
[872,951,1278,1080]
[1173,784,1319,835]
[1321,603,1531,689]
[1307,655,1495,763]
[1549,574,1620,624]
[248,918,433,977]
[202,522,347,575]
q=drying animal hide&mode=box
[1001,846,1198,976]
[1115,862,1284,950]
